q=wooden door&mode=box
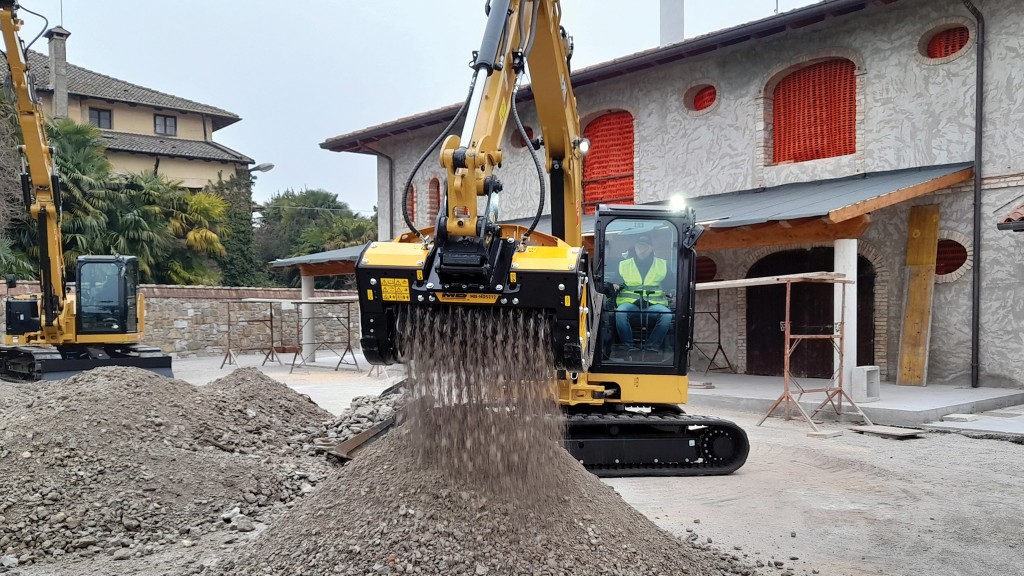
[745,248,874,377]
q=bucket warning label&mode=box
[381,278,410,302]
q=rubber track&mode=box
[565,411,750,477]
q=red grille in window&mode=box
[696,256,717,283]
[693,86,717,111]
[406,185,415,225]
[428,178,440,224]
[772,59,856,164]
[935,239,968,275]
[927,27,969,59]
[582,111,634,215]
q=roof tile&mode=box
[1001,204,1024,224]
[101,130,252,163]
[20,51,239,130]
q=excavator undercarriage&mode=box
[565,409,749,477]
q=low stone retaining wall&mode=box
[2,283,359,358]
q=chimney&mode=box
[43,26,71,119]
[659,0,685,47]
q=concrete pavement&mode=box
[168,353,1024,437]
[171,352,401,416]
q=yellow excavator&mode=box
[0,1,171,381]
[357,0,747,476]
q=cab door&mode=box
[589,206,701,377]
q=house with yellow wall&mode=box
[23,26,251,190]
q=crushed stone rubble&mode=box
[216,429,762,576]
[0,366,337,570]
[215,307,762,576]
[0,358,772,576]
[311,391,403,451]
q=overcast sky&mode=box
[23,0,816,213]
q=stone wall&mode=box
[2,284,360,359]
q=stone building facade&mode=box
[322,0,1024,388]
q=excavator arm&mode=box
[439,0,584,245]
[0,1,66,336]
[356,0,598,371]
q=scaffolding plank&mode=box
[897,204,940,386]
[850,425,922,439]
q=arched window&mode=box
[406,185,415,225]
[692,86,717,111]
[582,111,634,215]
[695,256,718,283]
[927,27,969,59]
[935,239,968,275]
[428,178,440,224]
[772,59,856,164]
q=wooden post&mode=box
[897,204,940,386]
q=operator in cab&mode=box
[610,235,674,356]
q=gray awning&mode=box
[270,244,366,268]
[506,162,973,234]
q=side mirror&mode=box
[5,274,16,289]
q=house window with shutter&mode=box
[154,114,177,136]
[89,108,112,129]
[695,256,718,283]
[692,86,717,111]
[772,59,856,164]
[582,111,634,215]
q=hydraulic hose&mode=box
[400,74,479,241]
[511,74,545,243]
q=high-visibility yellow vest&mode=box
[617,257,668,306]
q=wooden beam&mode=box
[299,261,356,277]
[828,167,972,223]
[697,214,870,252]
[896,204,940,386]
[697,271,851,291]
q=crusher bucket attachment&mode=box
[355,225,601,373]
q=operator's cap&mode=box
[635,235,652,246]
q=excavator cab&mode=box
[76,255,140,335]
[590,205,701,374]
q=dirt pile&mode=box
[219,429,750,576]
[0,367,334,568]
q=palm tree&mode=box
[107,172,229,285]
[162,187,229,285]
[0,236,34,279]
[46,119,111,264]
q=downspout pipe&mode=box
[961,0,984,388]
[362,144,395,240]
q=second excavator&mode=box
[0,1,171,381]
[355,0,748,477]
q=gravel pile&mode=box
[0,367,335,569]
[218,308,759,576]
[313,391,403,449]
[219,429,757,576]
